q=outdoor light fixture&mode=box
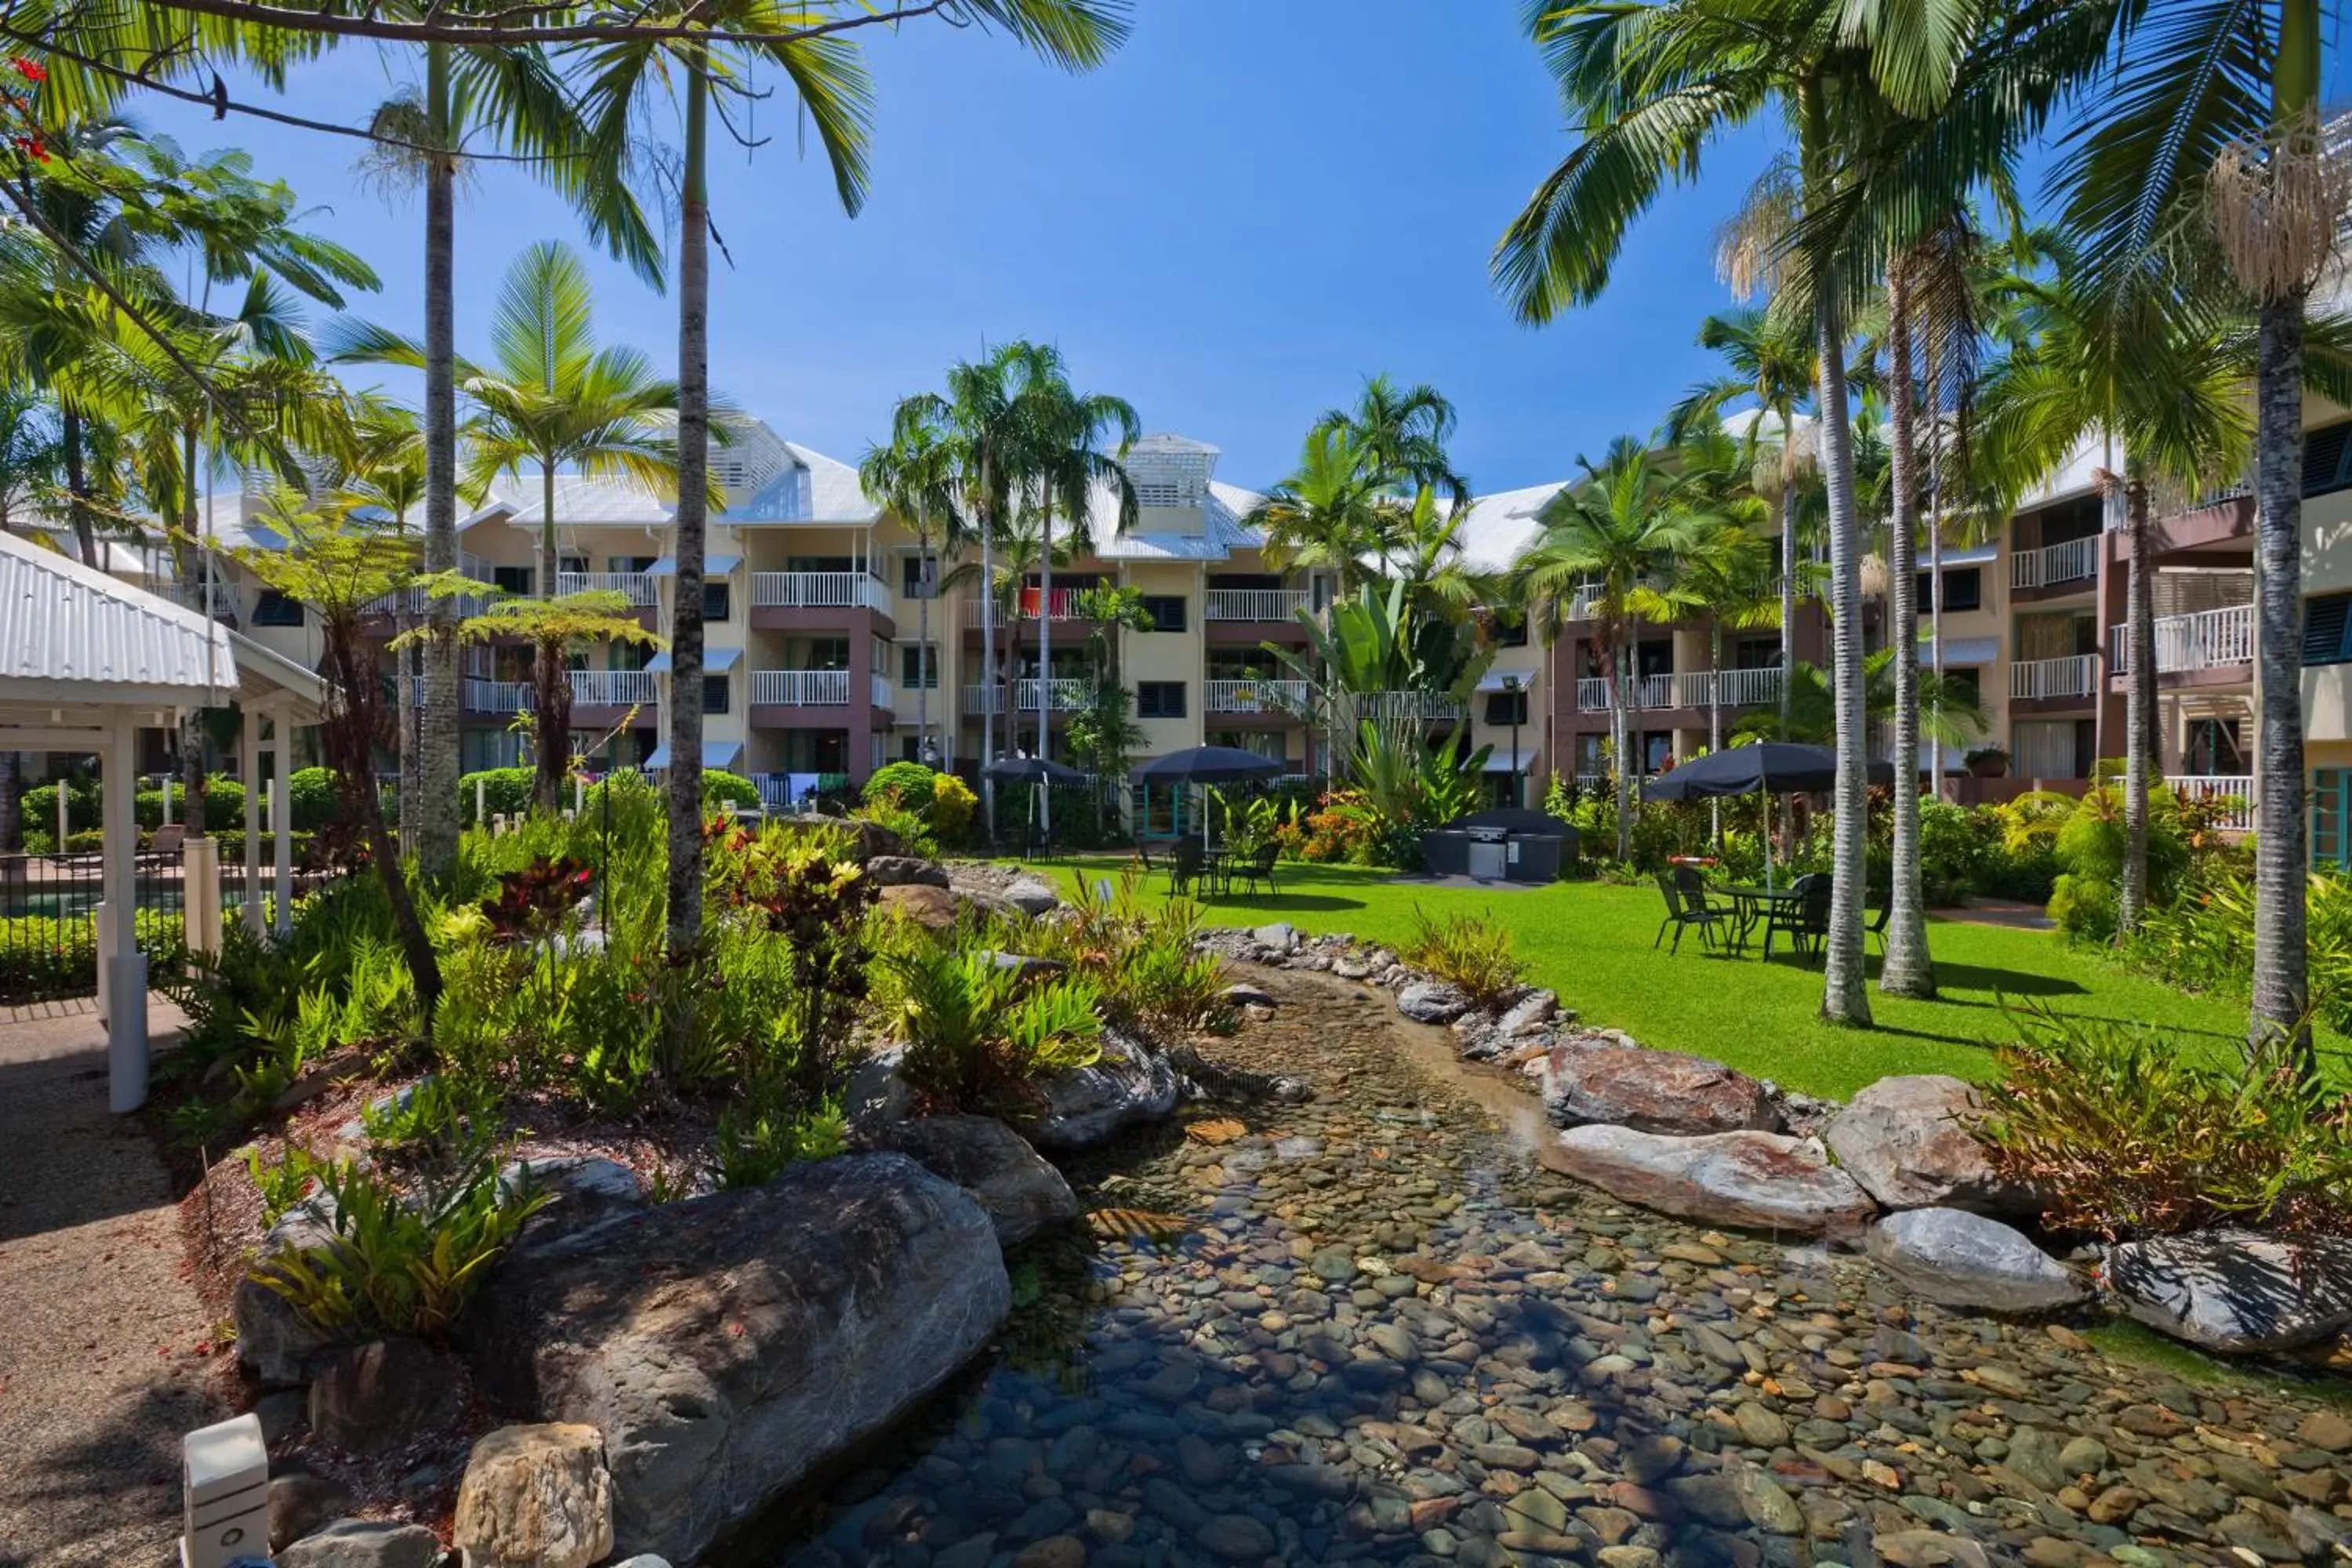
[181,1413,268,1568]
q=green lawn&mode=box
[1026,858,2272,1100]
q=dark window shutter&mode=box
[2306,423,2352,496]
[2306,593,2352,666]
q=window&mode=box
[1137,681,1186,718]
[900,644,938,689]
[1492,615,1529,648]
[2318,770,2350,871]
[2307,592,2352,666]
[702,675,731,715]
[560,554,589,578]
[1484,691,1530,726]
[252,590,303,627]
[703,581,732,621]
[1942,667,1983,706]
[2307,422,2352,497]
[1141,595,1187,633]
[1917,567,1982,612]
[492,565,534,597]
[901,554,937,599]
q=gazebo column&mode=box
[103,709,148,1113]
[242,706,262,935]
[270,702,291,939]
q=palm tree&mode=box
[330,241,685,811]
[1246,426,1391,594]
[1521,437,1712,860]
[1316,374,1469,509]
[861,399,966,767]
[333,402,430,846]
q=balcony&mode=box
[964,678,1087,716]
[2009,653,2100,702]
[1204,589,1309,622]
[1359,690,1468,724]
[750,572,891,613]
[2169,774,2256,833]
[1575,668,1784,712]
[751,669,851,706]
[556,570,658,607]
[464,677,535,713]
[1205,677,1309,714]
[961,588,1087,626]
[2011,536,2100,591]
[2109,603,2255,675]
[570,669,658,706]
[365,584,492,619]
[1567,583,1603,621]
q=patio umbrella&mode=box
[1641,743,1893,889]
[985,755,1088,837]
[1131,746,1284,847]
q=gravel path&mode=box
[0,996,222,1568]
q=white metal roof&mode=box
[1453,481,1571,572]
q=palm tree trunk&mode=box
[916,528,932,760]
[2121,468,2154,934]
[1882,261,1934,998]
[321,622,441,1020]
[61,403,95,568]
[1038,502,1052,837]
[1815,273,1874,1026]
[665,55,711,961]
[417,40,461,879]
[1708,619,1723,848]
[1777,448,1798,869]
[1926,330,1945,799]
[979,514,996,832]
[534,462,565,812]
[180,422,209,839]
[2252,292,2310,1062]
[1610,624,1631,862]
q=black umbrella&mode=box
[985,755,1089,786]
[1131,746,1284,847]
[1641,742,1893,801]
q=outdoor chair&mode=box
[142,823,187,865]
[1864,898,1891,955]
[1764,873,1833,964]
[1653,869,1730,954]
[1226,843,1279,898]
[1671,865,1728,928]
[1171,840,1207,897]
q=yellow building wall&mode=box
[1120,561,1205,760]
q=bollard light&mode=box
[180,1412,268,1568]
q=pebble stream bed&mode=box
[728,967,2352,1568]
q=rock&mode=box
[275,1519,443,1568]
[608,1559,673,1568]
[468,1153,1008,1565]
[865,855,949,887]
[1002,875,1062,915]
[1864,1208,2086,1313]
[844,1045,914,1130]
[1221,981,1276,1008]
[2105,1230,2352,1353]
[1542,1043,1783,1135]
[1729,1463,1806,1533]
[1824,1075,2032,1213]
[308,1338,467,1454]
[1196,1514,1277,1559]
[980,949,1070,983]
[1872,1532,1992,1568]
[1253,922,1298,953]
[453,1423,615,1568]
[255,1388,307,1446]
[1013,1536,1087,1568]
[1397,980,1472,1025]
[775,812,901,861]
[1496,989,1559,1036]
[1016,1028,1180,1152]
[234,1197,341,1387]
[862,1113,1079,1247]
[1552,1126,1877,1236]
[268,1472,355,1552]
[2296,1410,2352,1452]
[501,1155,646,1243]
[877,882,960,931]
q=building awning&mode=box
[645,554,742,576]
[1919,634,1999,666]
[1482,753,1535,772]
[1930,544,1998,568]
[1475,671,1536,693]
[644,646,742,673]
[642,739,744,771]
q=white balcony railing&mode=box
[961,588,1085,625]
[2169,775,2256,832]
[750,572,891,613]
[1206,677,1310,714]
[1575,668,1784,712]
[555,570,659,607]
[1359,690,1468,723]
[1714,666,1784,707]
[1204,589,1309,622]
[568,669,659,706]
[2109,603,2256,674]
[465,678,535,713]
[2009,653,2100,701]
[964,678,1088,715]
[2012,536,2100,591]
[751,669,853,706]
[1566,583,1603,621]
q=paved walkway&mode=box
[0,994,220,1568]
[1932,898,2057,931]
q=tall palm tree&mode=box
[861,399,966,766]
[1521,437,1713,859]
[1316,374,1469,509]
[333,402,430,846]
[329,241,686,811]
[1246,426,1391,594]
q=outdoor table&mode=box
[1717,884,1800,953]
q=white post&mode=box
[54,777,67,852]
[94,896,111,1029]
[475,773,487,827]
[574,775,585,815]
[103,711,148,1113]
[241,707,261,935]
[183,836,220,959]
[270,708,291,940]
[181,1413,268,1568]
[162,773,173,826]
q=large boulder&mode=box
[275,1519,442,1568]
[234,1196,342,1387]
[1864,1207,2086,1313]
[1824,1075,2029,1213]
[1544,1044,1783,1136]
[467,1153,1008,1564]
[2105,1230,2352,1354]
[1000,875,1063,916]
[453,1423,615,1568]
[844,1044,914,1129]
[865,855,949,888]
[877,882,960,931]
[1015,1028,1181,1152]
[773,812,902,862]
[1553,1126,1877,1236]
[862,1113,1079,1247]
[1396,980,1472,1025]
[308,1337,468,1454]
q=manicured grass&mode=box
[1027,858,2277,1101]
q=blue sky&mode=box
[140,2,1779,493]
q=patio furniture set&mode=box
[1653,865,1889,963]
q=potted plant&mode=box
[1965,746,2009,780]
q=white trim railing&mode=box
[2012,536,2100,590]
[2169,774,2256,832]
[2009,653,2100,701]
[750,572,891,612]
[464,678,535,713]
[568,670,658,706]
[964,678,1088,715]
[1359,690,1468,723]
[1576,669,1784,712]
[1206,677,1309,714]
[1714,666,1784,707]
[2110,602,2256,674]
[1204,589,1308,622]
[751,669,852,706]
[556,570,658,606]
[1566,583,1603,621]
[961,588,1085,624]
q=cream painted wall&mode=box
[1121,561,1206,758]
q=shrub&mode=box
[885,944,1105,1113]
[863,761,938,815]
[0,909,187,1004]
[1024,872,1232,1042]
[1402,909,1524,1011]
[288,767,340,831]
[705,768,761,811]
[459,768,537,824]
[856,791,937,857]
[2125,870,2352,1036]
[1978,1008,2352,1240]
[929,773,977,846]
[360,1073,503,1156]
[715,1100,847,1189]
[244,1142,328,1229]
